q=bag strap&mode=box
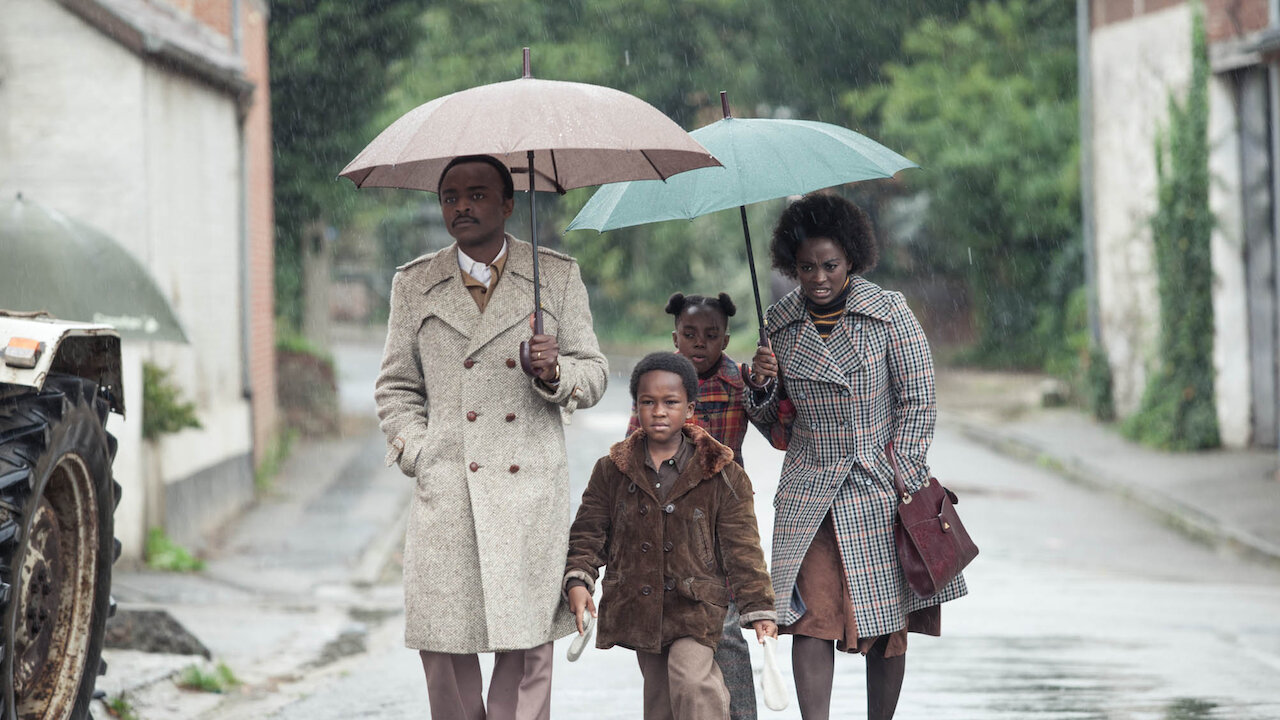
[885,441,912,505]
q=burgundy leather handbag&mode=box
[886,442,978,599]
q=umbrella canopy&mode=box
[566,116,917,231]
[339,61,718,193]
[0,195,188,343]
[566,92,918,342]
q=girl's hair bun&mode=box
[664,293,687,316]
[716,292,737,317]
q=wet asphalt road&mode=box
[214,346,1280,720]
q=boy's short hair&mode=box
[630,352,699,402]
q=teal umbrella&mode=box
[566,92,918,342]
[1,194,188,342]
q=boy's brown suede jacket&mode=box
[564,424,777,653]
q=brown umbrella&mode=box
[340,49,719,374]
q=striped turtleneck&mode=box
[805,277,852,340]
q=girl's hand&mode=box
[750,345,778,383]
[753,619,779,643]
[567,585,597,635]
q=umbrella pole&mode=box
[520,149,543,376]
[739,205,767,345]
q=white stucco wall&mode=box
[1207,76,1253,448]
[1091,6,1193,416]
[0,0,251,557]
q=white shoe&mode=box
[760,636,790,711]
[567,612,595,662]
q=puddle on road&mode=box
[907,635,1279,720]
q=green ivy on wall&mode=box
[1123,6,1219,450]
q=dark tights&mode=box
[791,635,905,720]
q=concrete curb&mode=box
[353,492,408,587]
[953,419,1280,568]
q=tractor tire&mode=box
[0,374,119,720]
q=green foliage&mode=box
[276,327,333,366]
[270,0,431,329]
[254,427,298,493]
[142,363,201,441]
[104,694,139,720]
[145,527,206,573]
[846,0,1080,368]
[176,662,240,693]
[1123,8,1218,450]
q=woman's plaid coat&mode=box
[744,277,966,638]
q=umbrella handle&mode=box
[519,339,536,376]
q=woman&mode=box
[745,193,966,720]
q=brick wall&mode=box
[241,0,278,463]
[190,0,233,38]
[1092,0,1270,40]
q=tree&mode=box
[270,0,429,329]
[846,0,1080,367]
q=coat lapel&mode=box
[418,246,479,338]
[770,289,850,389]
[465,237,540,357]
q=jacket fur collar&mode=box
[610,423,734,485]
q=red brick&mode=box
[239,0,278,462]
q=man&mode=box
[375,154,608,720]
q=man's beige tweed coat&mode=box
[375,236,608,653]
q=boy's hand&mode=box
[753,619,779,644]
[568,585,597,635]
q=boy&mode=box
[565,352,777,720]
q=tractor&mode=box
[0,311,122,720]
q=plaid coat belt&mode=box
[745,278,966,636]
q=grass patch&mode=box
[104,693,139,720]
[145,528,205,572]
[255,427,298,493]
[176,662,240,693]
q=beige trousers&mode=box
[635,637,731,720]
[418,642,553,720]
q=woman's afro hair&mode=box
[770,192,878,279]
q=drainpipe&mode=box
[1270,0,1280,450]
[1078,0,1101,347]
[233,0,256,466]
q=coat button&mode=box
[505,413,516,422]
[466,411,477,422]
[640,585,652,596]
[506,358,517,368]
[509,465,520,473]
[469,462,479,472]
[640,542,651,553]
[663,541,673,552]
[664,578,675,591]
[663,503,675,514]
[464,358,475,369]
[638,504,648,515]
